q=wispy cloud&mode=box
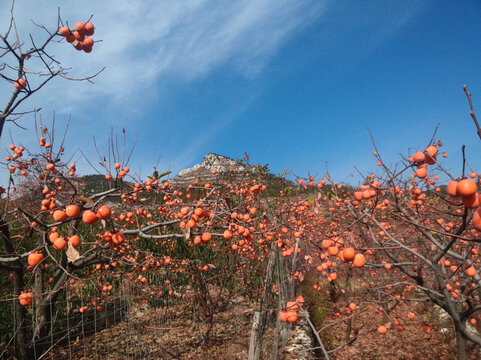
[0,0,325,116]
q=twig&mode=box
[300,307,330,360]
[463,85,481,140]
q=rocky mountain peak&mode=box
[172,153,258,186]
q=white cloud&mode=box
[0,0,325,114]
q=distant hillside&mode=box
[81,174,112,194]
[78,154,299,197]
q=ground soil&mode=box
[49,295,281,360]
[47,270,481,359]
[48,290,481,360]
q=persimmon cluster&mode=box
[447,178,480,211]
[353,180,381,202]
[6,144,27,174]
[59,21,95,53]
[409,143,442,179]
[279,295,305,323]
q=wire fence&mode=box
[0,273,182,360]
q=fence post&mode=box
[270,249,291,360]
[248,242,277,360]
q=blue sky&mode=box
[1,0,481,186]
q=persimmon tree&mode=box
[0,4,106,358]
[277,88,481,360]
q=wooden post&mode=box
[248,311,262,360]
[248,242,277,360]
[270,247,292,359]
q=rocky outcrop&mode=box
[171,153,260,186]
[283,314,315,359]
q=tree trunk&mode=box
[14,269,31,360]
[345,318,352,343]
[33,250,45,341]
[31,231,51,357]
[0,220,31,359]
[31,262,69,357]
[343,270,352,343]
[455,323,468,360]
[329,281,338,302]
